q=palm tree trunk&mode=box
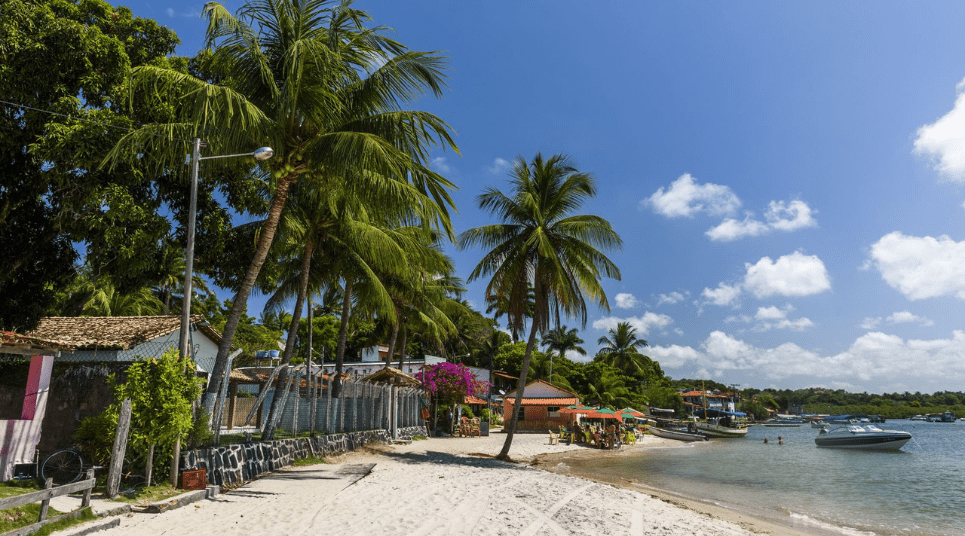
[162,285,171,315]
[385,323,399,367]
[497,318,539,460]
[333,278,353,398]
[263,240,313,440]
[205,176,295,422]
[395,326,408,370]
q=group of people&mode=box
[763,436,784,445]
[562,421,638,449]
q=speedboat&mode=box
[814,424,912,451]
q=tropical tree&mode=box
[459,152,622,460]
[106,0,458,418]
[584,368,632,409]
[540,326,585,384]
[595,321,650,375]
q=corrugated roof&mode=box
[23,315,225,350]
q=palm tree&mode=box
[595,321,650,375]
[540,326,585,385]
[459,152,622,460]
[584,370,632,409]
[106,0,458,415]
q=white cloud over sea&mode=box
[647,329,965,393]
[914,76,965,183]
[867,231,965,300]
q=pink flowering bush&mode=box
[416,362,489,407]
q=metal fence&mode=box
[233,375,425,436]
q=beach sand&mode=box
[85,431,817,535]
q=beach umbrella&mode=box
[586,408,624,420]
[620,407,645,418]
[558,404,595,414]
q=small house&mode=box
[501,380,580,431]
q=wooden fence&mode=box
[0,470,95,536]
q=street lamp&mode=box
[177,138,273,358]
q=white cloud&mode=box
[743,251,831,298]
[430,156,451,174]
[614,293,637,309]
[701,283,742,307]
[488,157,511,175]
[656,291,688,306]
[766,200,817,231]
[706,199,817,242]
[648,329,965,392]
[166,8,175,17]
[755,306,787,321]
[861,310,934,330]
[868,231,965,300]
[644,174,741,218]
[913,76,965,182]
[706,216,770,241]
[592,312,674,337]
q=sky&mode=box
[142,0,965,395]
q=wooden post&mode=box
[38,478,52,522]
[144,443,155,487]
[106,399,132,498]
[81,469,94,508]
[227,383,238,431]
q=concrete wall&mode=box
[181,426,427,489]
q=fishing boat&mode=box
[695,409,749,438]
[924,411,956,422]
[814,424,912,450]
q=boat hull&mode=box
[651,427,707,442]
[814,426,912,451]
[696,423,748,438]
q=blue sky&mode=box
[146,1,965,394]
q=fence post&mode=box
[38,478,52,522]
[325,375,332,434]
[81,469,94,508]
[106,398,132,498]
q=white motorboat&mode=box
[814,424,912,451]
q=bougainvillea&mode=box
[416,362,489,407]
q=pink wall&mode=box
[0,355,54,481]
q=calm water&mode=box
[566,420,965,536]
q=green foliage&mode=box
[492,341,547,378]
[0,0,188,329]
[77,349,203,479]
[186,408,214,450]
[460,405,475,419]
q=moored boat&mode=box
[695,409,749,438]
[814,424,912,451]
[650,425,707,442]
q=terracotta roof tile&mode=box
[23,316,224,350]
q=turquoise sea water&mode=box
[565,420,965,535]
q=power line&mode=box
[0,98,194,144]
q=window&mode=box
[516,405,525,421]
[547,406,560,417]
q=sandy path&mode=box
[83,432,811,536]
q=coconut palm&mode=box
[595,321,650,375]
[540,326,585,384]
[106,0,458,414]
[584,369,632,409]
[459,152,622,460]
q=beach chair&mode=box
[548,430,559,445]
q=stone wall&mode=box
[180,425,427,489]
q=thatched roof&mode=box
[23,315,224,350]
[363,366,422,387]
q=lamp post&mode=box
[177,139,273,359]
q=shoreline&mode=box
[530,441,832,536]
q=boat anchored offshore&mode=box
[814,424,912,451]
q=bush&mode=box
[460,405,475,419]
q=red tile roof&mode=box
[510,397,578,406]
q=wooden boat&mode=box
[651,425,707,442]
[696,409,749,438]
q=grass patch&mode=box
[109,483,183,506]
[292,456,327,467]
[0,479,42,499]
[412,435,428,441]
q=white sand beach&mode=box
[81,432,815,536]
